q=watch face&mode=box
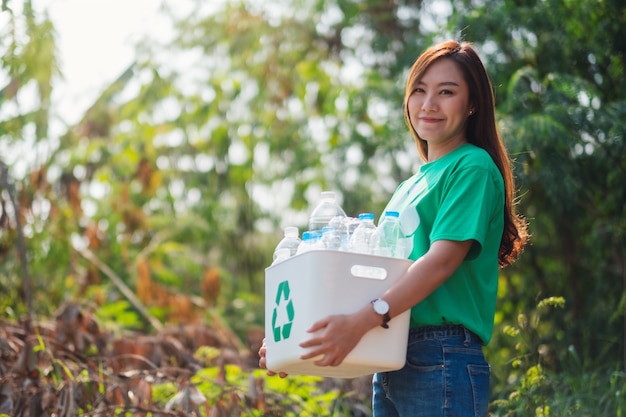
[373,299,389,315]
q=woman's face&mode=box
[407,58,473,152]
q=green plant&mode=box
[489,296,562,415]
[489,296,626,416]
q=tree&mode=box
[1,0,441,331]
[451,0,626,371]
[1,0,60,315]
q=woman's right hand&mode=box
[258,338,288,378]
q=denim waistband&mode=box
[408,324,483,345]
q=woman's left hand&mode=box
[299,312,370,367]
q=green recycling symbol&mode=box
[272,280,295,342]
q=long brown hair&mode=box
[404,40,528,267]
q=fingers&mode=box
[299,335,323,349]
[300,341,348,366]
[260,317,354,372]
[315,355,342,367]
[299,346,323,360]
[258,342,267,368]
[258,338,288,378]
[302,349,345,367]
[299,315,358,367]
[263,363,288,378]
[299,337,339,364]
[299,317,331,349]
[306,317,330,333]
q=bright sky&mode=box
[37,0,171,125]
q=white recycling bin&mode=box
[264,250,412,378]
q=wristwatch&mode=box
[370,298,391,329]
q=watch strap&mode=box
[371,299,391,329]
[380,312,390,329]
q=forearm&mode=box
[299,240,473,366]
[357,239,473,329]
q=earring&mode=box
[468,110,474,116]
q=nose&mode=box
[421,93,438,112]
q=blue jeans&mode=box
[372,325,490,417]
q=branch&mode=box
[74,246,163,332]
[0,160,33,321]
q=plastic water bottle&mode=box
[321,226,341,250]
[308,191,347,232]
[296,230,324,254]
[346,216,361,237]
[348,213,377,254]
[328,215,351,251]
[271,248,291,265]
[273,226,301,263]
[370,211,407,258]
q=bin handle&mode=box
[350,265,387,280]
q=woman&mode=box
[259,40,528,416]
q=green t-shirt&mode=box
[383,143,504,344]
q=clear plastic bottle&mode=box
[370,211,407,258]
[328,215,351,251]
[308,191,347,232]
[321,226,341,250]
[272,226,301,263]
[296,230,324,254]
[271,248,291,265]
[348,213,377,254]
[346,216,361,237]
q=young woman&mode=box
[260,40,528,417]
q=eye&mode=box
[413,87,425,94]
[440,89,453,95]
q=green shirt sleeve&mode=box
[430,164,503,260]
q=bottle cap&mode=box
[358,213,375,221]
[284,226,299,237]
[320,191,335,200]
